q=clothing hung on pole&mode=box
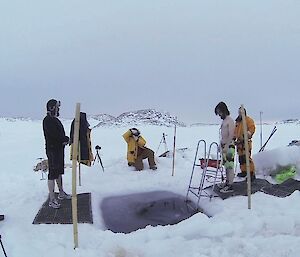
[70,112,93,166]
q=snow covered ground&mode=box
[1,118,300,257]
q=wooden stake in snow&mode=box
[240,105,252,210]
[72,103,80,249]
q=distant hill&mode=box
[1,115,299,127]
[90,109,186,128]
[275,119,300,125]
[190,122,219,127]
[0,117,33,122]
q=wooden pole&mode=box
[71,103,80,249]
[172,121,177,176]
[240,105,252,209]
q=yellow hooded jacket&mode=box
[123,130,146,163]
[234,116,255,143]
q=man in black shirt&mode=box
[43,99,71,209]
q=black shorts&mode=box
[46,148,65,180]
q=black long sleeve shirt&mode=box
[43,114,69,151]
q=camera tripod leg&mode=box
[156,133,169,157]
[97,153,105,172]
[93,150,104,172]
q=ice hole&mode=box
[101,191,204,233]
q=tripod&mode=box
[93,145,104,172]
[156,133,169,157]
[0,235,8,257]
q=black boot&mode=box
[237,172,247,178]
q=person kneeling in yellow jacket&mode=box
[123,128,157,171]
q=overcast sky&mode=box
[0,1,299,124]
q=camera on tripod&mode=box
[93,145,104,172]
[156,133,170,157]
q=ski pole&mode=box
[259,126,277,152]
[172,122,177,176]
[260,126,277,151]
[0,235,8,257]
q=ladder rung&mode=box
[189,186,200,190]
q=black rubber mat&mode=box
[260,179,300,198]
[214,178,300,199]
[214,179,270,200]
[33,193,93,224]
[101,191,199,233]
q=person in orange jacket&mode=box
[234,107,256,181]
[123,128,157,171]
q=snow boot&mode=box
[217,182,228,189]
[49,199,61,209]
[58,191,72,200]
[220,185,234,193]
[237,172,247,178]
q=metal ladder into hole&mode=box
[186,140,224,210]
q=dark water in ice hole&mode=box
[101,191,204,233]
